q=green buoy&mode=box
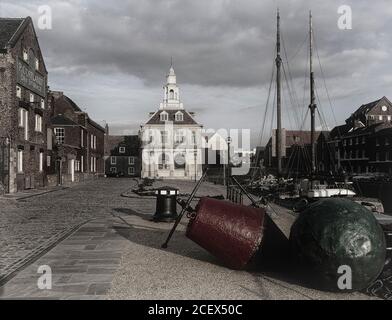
[290,198,386,291]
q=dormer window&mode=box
[160,112,168,121]
[23,49,28,61]
[175,112,183,122]
[119,147,125,153]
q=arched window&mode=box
[169,89,174,99]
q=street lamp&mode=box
[227,136,232,184]
[226,136,232,198]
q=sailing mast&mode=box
[276,9,282,176]
[309,11,317,176]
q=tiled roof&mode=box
[0,18,25,49]
[284,130,327,147]
[50,114,79,126]
[105,135,140,157]
[145,110,198,125]
[64,96,82,112]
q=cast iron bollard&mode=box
[153,186,179,222]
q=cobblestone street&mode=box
[0,178,137,283]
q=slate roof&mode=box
[284,130,327,147]
[0,18,25,49]
[330,124,350,139]
[50,114,79,126]
[105,135,140,157]
[64,96,82,112]
[145,110,198,125]
[351,98,382,119]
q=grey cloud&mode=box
[2,0,392,146]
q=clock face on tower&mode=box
[381,105,388,112]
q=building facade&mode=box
[264,129,325,176]
[47,91,105,186]
[328,97,392,175]
[140,64,203,180]
[0,17,49,193]
[104,132,141,177]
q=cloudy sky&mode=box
[2,0,391,146]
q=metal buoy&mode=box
[186,197,266,269]
[153,187,179,222]
[290,198,386,291]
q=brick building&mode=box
[327,96,392,175]
[104,130,141,177]
[0,17,49,193]
[264,129,326,176]
[47,91,105,185]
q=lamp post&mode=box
[226,136,232,197]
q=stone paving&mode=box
[0,177,378,300]
[0,178,135,284]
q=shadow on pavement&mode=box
[112,208,224,267]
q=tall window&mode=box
[16,86,22,98]
[161,131,168,144]
[175,131,184,144]
[128,157,135,165]
[39,152,43,172]
[169,89,174,99]
[29,93,35,103]
[54,128,65,144]
[35,114,42,132]
[17,150,23,173]
[18,108,25,127]
[128,167,135,175]
[81,156,84,173]
[81,129,84,147]
[40,98,45,109]
[111,156,116,165]
[24,110,29,141]
[192,132,197,144]
[159,153,169,170]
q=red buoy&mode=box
[186,197,266,269]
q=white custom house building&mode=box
[140,64,203,180]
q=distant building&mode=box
[264,129,326,176]
[104,131,141,177]
[140,64,203,180]
[47,91,105,185]
[0,17,49,193]
[328,96,392,175]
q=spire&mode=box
[167,58,176,84]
